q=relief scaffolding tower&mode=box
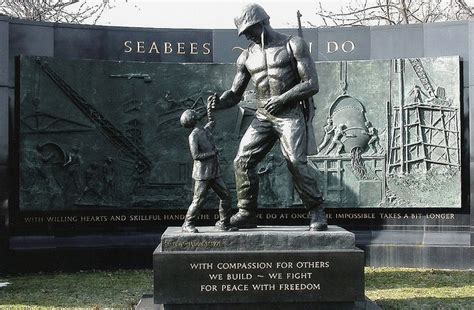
[388,59,460,174]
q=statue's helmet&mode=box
[234,3,270,36]
[180,109,198,128]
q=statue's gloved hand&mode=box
[264,96,284,115]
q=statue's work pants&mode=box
[234,106,323,211]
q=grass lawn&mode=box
[0,270,153,309]
[0,268,472,309]
[366,268,474,309]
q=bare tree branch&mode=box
[0,0,116,24]
[400,0,410,23]
[314,0,474,27]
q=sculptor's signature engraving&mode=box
[163,240,224,248]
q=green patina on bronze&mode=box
[18,55,461,210]
[311,57,461,208]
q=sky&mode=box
[92,0,343,29]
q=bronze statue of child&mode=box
[179,101,237,233]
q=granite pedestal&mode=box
[148,226,374,309]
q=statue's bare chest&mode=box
[245,45,292,75]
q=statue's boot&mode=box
[215,220,238,232]
[230,209,257,229]
[215,194,238,232]
[182,221,198,233]
[309,207,328,231]
[215,208,239,231]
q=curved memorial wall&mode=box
[0,16,472,269]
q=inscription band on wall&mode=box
[123,40,212,55]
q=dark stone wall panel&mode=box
[365,245,472,269]
[424,22,469,87]
[469,21,474,87]
[0,21,9,87]
[9,23,54,87]
[317,27,370,61]
[0,87,8,163]
[370,24,423,59]
[54,26,213,63]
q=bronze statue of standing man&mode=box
[210,3,327,231]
